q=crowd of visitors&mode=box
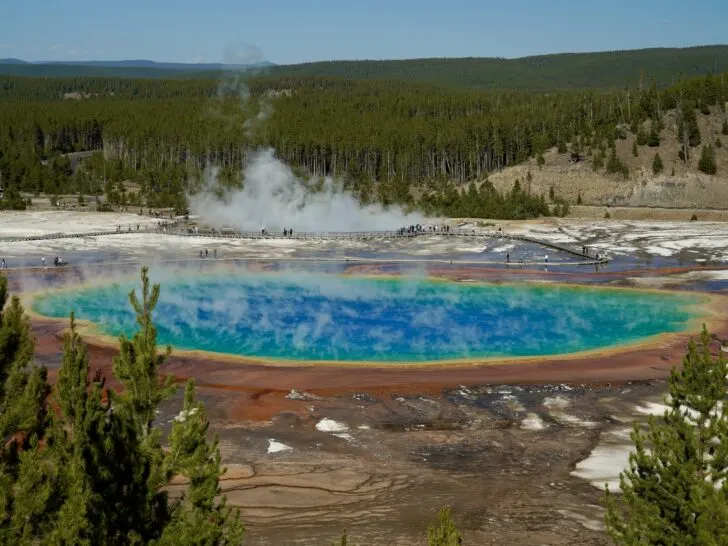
[398,224,450,235]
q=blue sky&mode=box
[1,0,727,65]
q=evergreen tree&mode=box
[605,327,728,544]
[647,126,661,147]
[113,266,176,443]
[680,105,702,147]
[2,435,66,544]
[49,313,97,543]
[0,272,245,545]
[606,148,629,178]
[156,380,245,545]
[652,153,664,175]
[109,267,185,540]
[0,276,51,540]
[428,506,462,545]
[698,144,717,175]
[55,313,166,545]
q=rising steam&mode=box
[194,41,425,232]
[189,148,426,232]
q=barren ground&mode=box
[488,108,728,210]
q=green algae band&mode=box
[31,274,701,363]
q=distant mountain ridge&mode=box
[1,45,728,89]
[0,58,275,79]
[0,58,275,70]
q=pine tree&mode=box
[428,506,462,545]
[652,153,664,175]
[42,313,96,543]
[113,266,176,443]
[679,105,702,148]
[605,327,728,544]
[606,148,628,178]
[53,313,163,545]
[0,276,53,543]
[0,276,52,540]
[0,272,245,544]
[647,126,661,147]
[3,436,66,544]
[698,144,717,175]
[156,380,245,545]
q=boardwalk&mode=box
[0,225,609,264]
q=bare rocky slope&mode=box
[488,108,728,210]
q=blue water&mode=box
[31,273,701,362]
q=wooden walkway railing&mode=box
[0,226,608,263]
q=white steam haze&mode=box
[195,41,425,232]
[189,148,427,232]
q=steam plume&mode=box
[189,148,426,232]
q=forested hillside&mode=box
[1,69,727,218]
[2,45,727,90]
[267,46,728,90]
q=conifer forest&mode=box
[1,70,727,218]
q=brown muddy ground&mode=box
[148,377,676,545]
[198,382,658,546]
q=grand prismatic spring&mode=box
[30,272,703,363]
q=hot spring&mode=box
[30,273,703,364]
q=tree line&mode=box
[1,71,727,217]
